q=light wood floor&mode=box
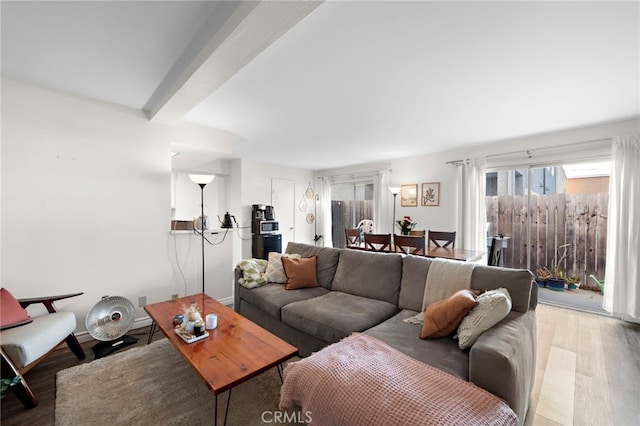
[525,304,640,426]
[2,304,639,425]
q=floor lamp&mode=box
[189,174,215,296]
[389,187,401,235]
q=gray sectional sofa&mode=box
[234,242,537,423]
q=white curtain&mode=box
[316,176,333,247]
[604,135,640,323]
[374,169,392,234]
[457,158,487,253]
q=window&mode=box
[331,181,374,248]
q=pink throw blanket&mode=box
[280,334,517,426]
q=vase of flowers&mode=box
[396,216,417,235]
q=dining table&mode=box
[346,237,485,262]
[424,246,485,262]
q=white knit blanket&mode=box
[404,258,476,324]
[279,333,517,426]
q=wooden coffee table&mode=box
[144,293,297,425]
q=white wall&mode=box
[1,79,234,337]
[387,152,459,234]
[236,159,315,260]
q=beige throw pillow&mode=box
[457,288,512,349]
[265,252,301,283]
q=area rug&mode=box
[56,339,294,425]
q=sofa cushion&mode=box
[238,283,329,320]
[281,291,398,344]
[331,249,402,304]
[265,253,301,283]
[470,266,533,313]
[365,310,470,380]
[398,255,432,311]
[286,243,341,289]
[421,289,477,339]
[457,288,512,350]
[282,256,320,290]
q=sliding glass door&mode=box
[486,162,609,290]
[331,181,374,248]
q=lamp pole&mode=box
[189,174,215,296]
[389,187,401,235]
[198,183,206,295]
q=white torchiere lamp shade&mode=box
[389,186,401,196]
[188,174,215,186]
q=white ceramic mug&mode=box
[205,313,218,330]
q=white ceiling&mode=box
[2,1,639,171]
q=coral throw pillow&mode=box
[282,256,320,290]
[420,289,477,339]
[1,288,31,330]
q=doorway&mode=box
[272,179,295,251]
[486,161,609,313]
[331,181,374,248]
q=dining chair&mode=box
[409,230,426,236]
[394,234,425,255]
[364,233,391,252]
[344,228,361,247]
[357,219,374,234]
[1,289,86,408]
[488,236,504,266]
[428,230,456,249]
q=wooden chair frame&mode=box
[488,236,504,266]
[428,230,456,249]
[364,233,391,252]
[344,228,361,247]
[1,292,85,408]
[394,234,426,255]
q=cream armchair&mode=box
[1,290,85,408]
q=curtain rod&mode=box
[446,137,611,166]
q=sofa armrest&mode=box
[468,310,536,424]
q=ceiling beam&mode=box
[145,0,323,124]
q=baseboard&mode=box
[74,297,233,343]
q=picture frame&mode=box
[421,182,440,206]
[400,184,418,207]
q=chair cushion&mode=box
[0,288,31,330]
[1,311,76,368]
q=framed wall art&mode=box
[421,182,440,206]
[400,184,418,207]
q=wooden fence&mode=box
[331,200,374,248]
[486,193,608,290]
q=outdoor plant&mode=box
[536,267,552,281]
[396,216,417,235]
[548,243,571,281]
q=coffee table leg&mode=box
[147,321,157,344]
[215,389,232,426]
[277,364,284,384]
